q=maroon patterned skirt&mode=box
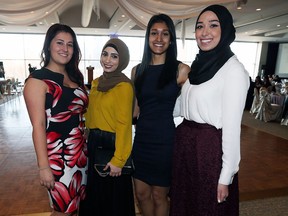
[170,119,239,216]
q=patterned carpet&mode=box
[240,196,288,216]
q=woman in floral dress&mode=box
[23,23,88,216]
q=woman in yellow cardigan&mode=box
[79,38,135,216]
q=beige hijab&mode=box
[97,38,132,92]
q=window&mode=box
[0,33,260,83]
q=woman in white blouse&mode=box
[169,5,250,216]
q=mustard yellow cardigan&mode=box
[85,78,134,168]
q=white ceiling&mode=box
[1,0,288,43]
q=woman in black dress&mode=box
[131,14,190,216]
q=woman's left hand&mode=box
[106,162,122,177]
[217,183,229,203]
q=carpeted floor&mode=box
[242,110,288,140]
[240,196,288,216]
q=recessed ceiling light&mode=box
[256,8,261,11]
[121,15,125,18]
[237,6,242,10]
[277,24,281,27]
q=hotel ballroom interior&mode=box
[0,0,288,215]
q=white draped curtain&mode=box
[114,0,237,29]
[0,0,239,47]
[0,0,69,25]
[0,0,239,27]
[113,0,238,45]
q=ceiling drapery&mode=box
[113,0,237,46]
[114,0,237,29]
[0,0,238,45]
[0,0,69,25]
[0,0,239,47]
[0,0,239,27]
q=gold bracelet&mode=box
[38,166,50,170]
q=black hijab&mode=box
[189,4,235,85]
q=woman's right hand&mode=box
[39,167,55,190]
[106,162,122,177]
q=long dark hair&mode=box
[40,23,84,87]
[135,14,178,92]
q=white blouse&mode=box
[176,55,250,185]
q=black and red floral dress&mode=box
[30,68,88,213]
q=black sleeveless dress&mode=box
[132,64,180,187]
